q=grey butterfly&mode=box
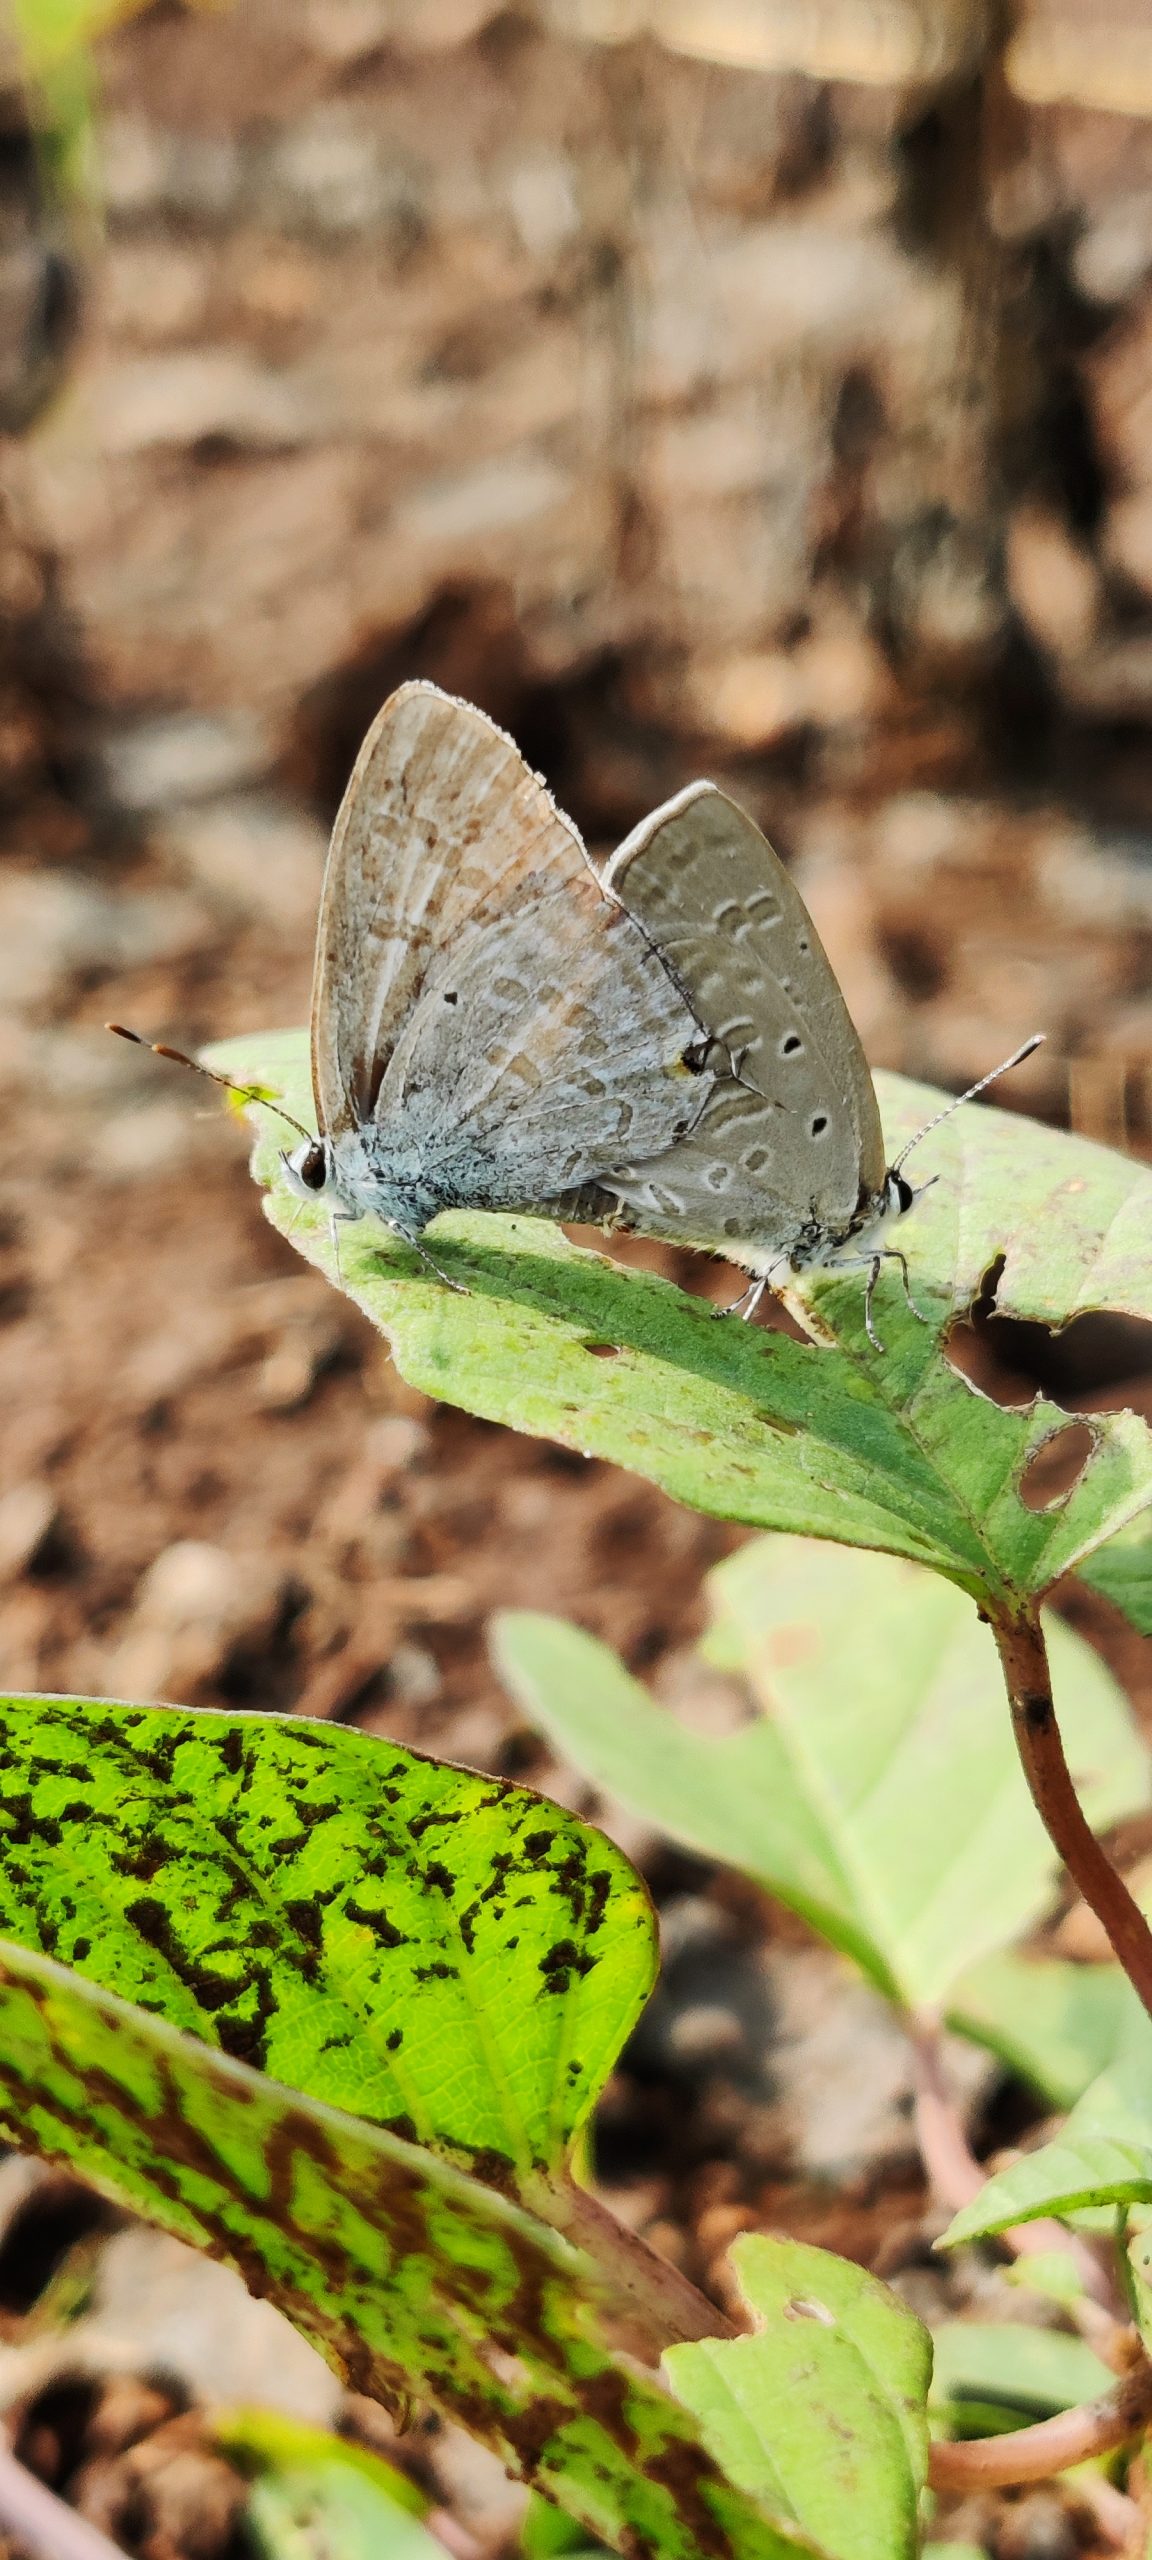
[282,677,975,1344]
[115,682,1033,1343]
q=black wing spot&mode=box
[443,990,458,1006]
[780,1034,803,1057]
[811,1114,829,1137]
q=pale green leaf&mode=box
[664,2235,930,2560]
[216,2410,437,2560]
[948,1955,1135,2109]
[215,1034,1152,1611]
[493,1537,1149,2008]
[941,1995,1152,2245]
[929,2322,1113,2429]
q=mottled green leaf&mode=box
[1078,1514,1152,1634]
[929,2323,1113,2432]
[941,1994,1152,2244]
[215,1032,1152,1611]
[948,1954,1135,2109]
[493,1538,1148,2008]
[0,1937,814,2560]
[216,2410,438,2560]
[0,1693,655,2200]
[664,2236,930,2560]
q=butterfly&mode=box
[113,681,1038,1346]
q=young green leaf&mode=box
[0,1692,655,2202]
[941,1994,1152,2244]
[929,2323,1113,2432]
[948,1954,1136,2109]
[215,2410,439,2560]
[0,1936,815,2560]
[214,1033,1152,1612]
[664,2235,930,2560]
[493,1537,1148,2009]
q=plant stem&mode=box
[909,2015,1116,2321]
[0,2441,126,2560]
[928,2347,1152,2489]
[994,1605,1152,2020]
[550,2178,736,2358]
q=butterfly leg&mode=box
[397,1230,468,1295]
[863,1257,885,1353]
[714,1266,782,1322]
[886,1247,932,1327]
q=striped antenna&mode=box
[892,1035,1044,1175]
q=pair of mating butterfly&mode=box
[116,681,1038,1348]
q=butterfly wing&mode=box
[312,682,715,1203]
[598,782,886,1254]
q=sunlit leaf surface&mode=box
[494,1537,1149,2008]
[665,2236,930,2560]
[215,1034,1152,1610]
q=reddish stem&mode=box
[994,1607,1152,2021]
[929,2351,1152,2489]
[0,2442,126,2560]
[909,2016,1115,2319]
[550,2178,736,2357]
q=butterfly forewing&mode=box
[599,782,885,1254]
[312,682,718,1211]
[379,884,713,1202]
[313,683,606,1137]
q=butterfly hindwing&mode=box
[599,782,885,1256]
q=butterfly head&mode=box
[282,1136,331,1198]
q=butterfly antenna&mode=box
[107,1023,315,1146]
[892,1034,1045,1175]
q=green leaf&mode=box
[522,2491,609,2556]
[492,1537,1149,2008]
[216,1033,1152,1611]
[929,2323,1113,2432]
[941,1994,1152,2244]
[948,1955,1135,2109]
[0,1692,656,2201]
[0,1936,814,2560]
[1078,1515,1152,1634]
[664,2235,930,2560]
[11,0,167,70]
[216,2410,439,2560]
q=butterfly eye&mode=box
[296,1141,328,1193]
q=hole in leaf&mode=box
[945,1255,1152,1417]
[583,1341,622,1360]
[1016,1422,1098,1512]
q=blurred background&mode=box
[2,3,1152,2552]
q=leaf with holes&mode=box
[941,1990,1152,2245]
[0,1692,655,2206]
[212,1034,1152,1612]
[492,1537,1149,2010]
[0,1936,813,2560]
[664,2236,930,2560]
